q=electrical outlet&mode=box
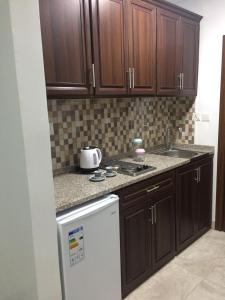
[201,114,210,122]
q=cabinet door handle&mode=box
[177,73,182,90]
[154,205,157,223]
[147,186,159,193]
[132,68,135,89]
[194,168,199,182]
[148,206,154,224]
[92,64,96,88]
[198,167,201,182]
[182,73,184,90]
[128,68,132,89]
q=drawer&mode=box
[117,170,175,209]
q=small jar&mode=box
[132,138,145,162]
[135,148,146,162]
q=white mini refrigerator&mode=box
[57,194,121,300]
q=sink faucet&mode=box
[166,127,172,150]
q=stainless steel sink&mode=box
[153,148,200,159]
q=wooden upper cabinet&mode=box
[157,8,180,96]
[180,17,200,96]
[126,0,156,95]
[39,0,93,97]
[91,0,128,95]
[39,0,202,98]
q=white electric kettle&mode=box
[80,146,102,171]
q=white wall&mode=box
[0,1,61,299]
[168,0,225,223]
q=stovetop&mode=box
[102,160,156,177]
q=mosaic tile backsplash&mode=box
[48,97,195,172]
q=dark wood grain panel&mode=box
[180,17,200,96]
[196,158,213,235]
[118,170,175,297]
[127,0,156,95]
[119,170,175,209]
[150,0,202,23]
[91,0,128,95]
[176,163,197,252]
[39,0,92,96]
[120,196,152,297]
[216,36,225,232]
[124,208,150,280]
[152,194,175,271]
[157,8,180,95]
[176,156,213,253]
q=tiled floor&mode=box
[125,230,225,300]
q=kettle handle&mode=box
[96,148,102,163]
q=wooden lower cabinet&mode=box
[118,171,176,297]
[152,190,175,272]
[120,196,153,297]
[176,156,213,253]
[196,157,213,236]
[176,163,196,251]
[118,156,213,297]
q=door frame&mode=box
[216,36,225,231]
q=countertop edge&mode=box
[56,159,191,214]
[55,146,215,214]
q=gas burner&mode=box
[102,160,156,177]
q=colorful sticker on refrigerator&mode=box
[68,226,85,267]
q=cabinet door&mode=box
[180,17,200,96]
[120,196,152,297]
[91,0,128,95]
[196,157,213,236]
[176,164,197,252]
[152,190,175,271]
[157,9,180,96]
[126,0,156,95]
[39,0,93,97]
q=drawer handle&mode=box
[147,186,159,193]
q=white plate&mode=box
[89,175,106,182]
[105,171,117,177]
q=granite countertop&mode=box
[54,144,214,213]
